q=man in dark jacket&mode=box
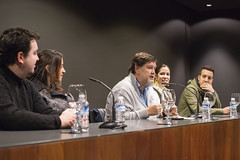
[178,65,230,117]
[0,27,76,130]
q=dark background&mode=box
[0,0,239,109]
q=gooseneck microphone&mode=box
[89,77,113,93]
[161,82,201,119]
[89,77,127,129]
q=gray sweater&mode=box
[105,73,160,120]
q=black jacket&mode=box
[31,79,71,112]
[0,66,61,130]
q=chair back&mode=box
[90,108,106,123]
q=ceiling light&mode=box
[206,3,212,7]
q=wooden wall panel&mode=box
[135,131,151,160]
[190,123,213,160]
[0,142,63,160]
[121,132,137,160]
[64,135,122,160]
[37,142,64,160]
[158,127,185,160]
[213,119,240,160]
[149,129,163,160]
[180,125,192,160]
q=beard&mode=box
[143,78,154,87]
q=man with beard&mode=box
[105,52,177,120]
[178,65,230,117]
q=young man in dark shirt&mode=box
[0,27,76,130]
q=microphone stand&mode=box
[162,83,202,119]
[89,77,127,129]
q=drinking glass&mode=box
[67,84,87,108]
[204,92,216,108]
[231,93,240,106]
[67,84,87,133]
[163,89,176,125]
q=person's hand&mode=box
[146,104,162,116]
[59,109,76,128]
[170,105,178,116]
[200,82,214,92]
[163,105,178,116]
[222,106,230,115]
[68,102,77,108]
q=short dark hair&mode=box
[0,27,40,66]
[200,65,215,75]
[128,52,157,74]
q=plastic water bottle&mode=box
[79,93,89,133]
[202,97,210,121]
[230,98,238,118]
[115,96,126,125]
[71,101,82,133]
[81,102,89,132]
[71,93,89,133]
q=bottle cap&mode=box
[204,97,209,100]
[118,96,124,100]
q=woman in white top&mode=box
[153,64,178,116]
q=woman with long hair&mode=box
[29,49,71,111]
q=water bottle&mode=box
[81,102,89,132]
[71,101,83,133]
[115,96,126,125]
[202,97,210,121]
[230,98,238,118]
[79,93,89,133]
[71,93,89,133]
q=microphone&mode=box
[161,82,202,119]
[89,77,112,92]
[89,77,127,129]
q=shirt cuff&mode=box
[138,109,149,119]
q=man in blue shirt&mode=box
[105,52,177,120]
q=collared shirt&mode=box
[136,80,149,107]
